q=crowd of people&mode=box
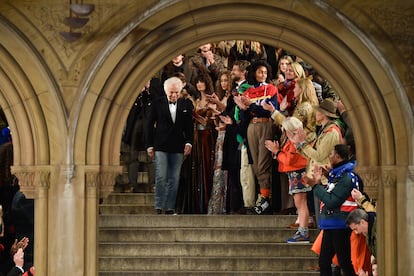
[0,37,380,275]
[125,40,378,275]
[0,123,34,276]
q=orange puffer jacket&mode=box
[277,140,307,172]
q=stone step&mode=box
[99,271,318,276]
[98,205,298,215]
[101,192,154,204]
[100,204,154,214]
[99,214,303,228]
[99,242,317,257]
[98,193,319,275]
[99,227,318,243]
[98,256,318,271]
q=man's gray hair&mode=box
[164,76,183,92]
[346,208,369,225]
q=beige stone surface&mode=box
[0,0,412,275]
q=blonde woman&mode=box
[264,78,318,242]
[265,117,310,242]
[265,78,318,147]
[277,61,307,115]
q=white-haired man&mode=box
[146,77,194,214]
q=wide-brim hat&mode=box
[314,99,339,118]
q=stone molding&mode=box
[363,6,414,84]
[85,166,100,187]
[356,166,398,200]
[85,165,123,199]
[355,166,380,199]
[11,165,51,199]
[380,166,397,188]
[11,165,122,199]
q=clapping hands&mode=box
[262,101,275,113]
[280,96,288,112]
[234,95,251,110]
[302,164,323,187]
[286,127,307,146]
[10,237,29,256]
[351,188,363,201]
[13,248,24,268]
[264,140,279,154]
[219,115,233,125]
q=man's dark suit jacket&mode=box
[145,96,194,153]
[6,267,23,276]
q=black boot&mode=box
[254,195,271,215]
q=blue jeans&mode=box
[154,151,184,211]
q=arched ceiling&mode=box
[83,1,411,170]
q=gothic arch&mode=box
[0,19,67,192]
[78,1,412,275]
[0,15,70,274]
[83,1,411,170]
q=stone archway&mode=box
[0,1,412,275]
[82,2,412,275]
[0,16,67,276]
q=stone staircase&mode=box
[98,193,319,275]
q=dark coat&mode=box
[145,96,194,153]
[6,267,23,276]
[313,161,358,230]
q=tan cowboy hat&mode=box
[314,99,339,118]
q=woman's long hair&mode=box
[295,78,319,106]
[195,72,215,95]
[215,70,232,100]
[276,55,293,78]
[290,61,306,80]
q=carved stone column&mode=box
[83,165,121,275]
[357,165,399,275]
[99,165,123,199]
[379,166,397,276]
[11,165,51,276]
[85,166,100,276]
[402,166,414,275]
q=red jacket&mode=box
[277,140,307,172]
[278,79,296,115]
